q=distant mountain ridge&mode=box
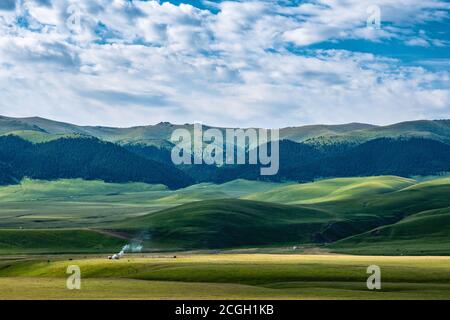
[2,115,450,188]
[2,115,450,146]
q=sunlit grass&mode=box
[1,254,450,300]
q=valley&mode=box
[1,176,450,255]
[1,116,450,299]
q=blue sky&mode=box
[0,0,449,128]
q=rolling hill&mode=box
[303,120,450,145]
[0,130,81,143]
[279,122,377,142]
[244,176,416,204]
[2,113,450,255]
[0,115,196,147]
[111,199,336,249]
[2,115,450,146]
[110,176,450,251]
[0,178,167,202]
[330,207,450,255]
[328,178,450,255]
[0,178,286,230]
[0,229,126,254]
[0,176,450,253]
[153,179,289,204]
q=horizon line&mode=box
[2,114,450,131]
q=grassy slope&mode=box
[0,178,280,203]
[2,116,450,145]
[0,131,82,143]
[0,229,126,254]
[0,178,167,201]
[1,254,450,299]
[0,179,289,253]
[330,207,450,255]
[325,178,450,255]
[0,116,196,146]
[111,176,450,251]
[279,123,377,142]
[355,120,450,143]
[0,179,172,229]
[1,177,450,254]
[305,120,450,145]
[0,116,45,135]
[155,179,291,204]
[112,199,335,249]
[0,178,283,229]
[244,176,416,204]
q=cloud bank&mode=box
[0,0,449,127]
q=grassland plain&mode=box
[2,176,450,254]
[0,178,285,229]
[1,176,450,299]
[0,254,449,299]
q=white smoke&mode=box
[130,243,143,252]
[110,243,144,260]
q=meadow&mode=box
[1,176,450,299]
[0,254,449,299]
[0,178,285,229]
[1,176,450,254]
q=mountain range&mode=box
[1,115,450,188]
[3,115,450,145]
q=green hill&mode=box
[0,229,126,254]
[111,177,450,250]
[0,116,47,135]
[244,176,416,204]
[0,130,83,143]
[0,179,287,229]
[155,179,289,204]
[0,178,282,204]
[307,120,450,145]
[0,178,167,202]
[330,207,450,255]
[327,178,450,255]
[2,115,450,146]
[1,176,450,254]
[361,120,450,142]
[279,123,377,142]
[0,116,197,146]
[112,199,335,249]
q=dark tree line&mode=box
[0,135,192,189]
[129,137,450,183]
[1,135,450,188]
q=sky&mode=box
[0,0,449,128]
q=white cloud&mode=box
[0,0,449,128]
[405,38,430,47]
